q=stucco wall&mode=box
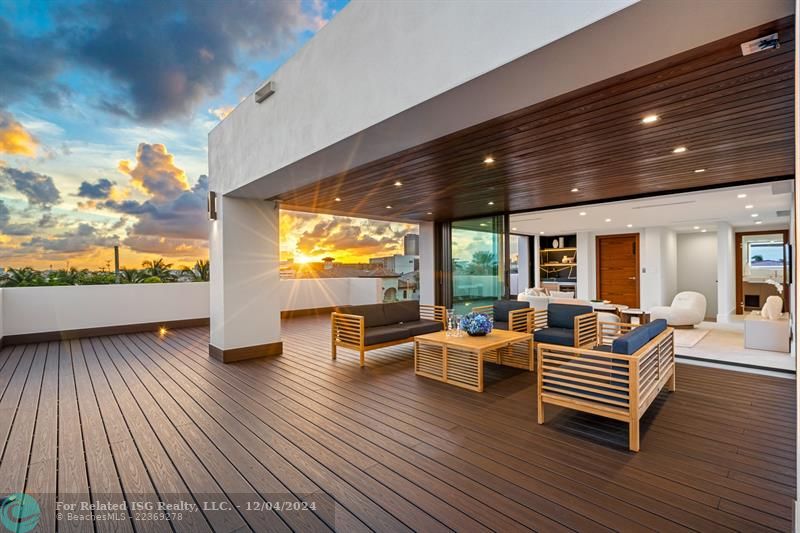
[0,278,384,337]
[2,283,210,336]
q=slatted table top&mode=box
[415,329,532,350]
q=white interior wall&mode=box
[518,236,531,293]
[677,232,719,318]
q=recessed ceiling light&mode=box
[737,193,747,198]
[701,229,707,233]
[394,181,402,187]
[512,227,517,231]
[488,201,494,206]
[479,223,487,227]
[693,226,700,230]
[627,224,633,228]
[579,212,587,216]
[334,197,341,202]
[751,213,759,217]
[641,114,659,124]
[539,231,545,235]
[570,187,579,193]
[745,204,754,209]
[426,211,433,215]
[694,168,706,173]
[605,218,612,222]
[672,146,687,154]
[483,156,495,164]
[386,205,392,209]
[755,221,763,225]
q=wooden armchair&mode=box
[472,304,535,333]
[529,304,598,348]
[537,319,675,451]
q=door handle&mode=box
[628,277,636,280]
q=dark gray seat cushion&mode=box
[383,300,420,324]
[535,327,574,346]
[364,325,411,345]
[339,304,388,328]
[493,300,529,322]
[493,321,508,331]
[611,318,668,355]
[547,303,594,329]
[402,319,442,337]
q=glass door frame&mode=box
[436,214,511,310]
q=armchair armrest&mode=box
[331,312,365,347]
[508,307,535,333]
[530,309,548,331]
[573,312,598,348]
[597,320,637,346]
[420,304,447,328]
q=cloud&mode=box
[67,0,318,122]
[117,143,189,202]
[77,177,114,199]
[122,234,206,257]
[101,143,208,243]
[209,106,234,120]
[292,215,410,260]
[0,166,61,207]
[0,111,38,156]
[22,222,118,253]
[0,18,67,108]
[0,199,41,236]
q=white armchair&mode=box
[745,296,790,353]
[649,291,707,328]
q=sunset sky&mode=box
[0,0,416,269]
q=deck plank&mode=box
[0,317,794,532]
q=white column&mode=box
[532,235,541,288]
[576,232,592,300]
[518,237,530,291]
[419,221,436,305]
[716,222,736,323]
[209,196,282,362]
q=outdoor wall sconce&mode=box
[208,191,217,220]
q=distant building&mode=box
[404,233,419,256]
[369,254,417,274]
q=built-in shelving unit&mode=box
[539,235,577,283]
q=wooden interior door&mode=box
[596,233,640,308]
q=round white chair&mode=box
[649,291,707,328]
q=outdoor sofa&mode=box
[537,318,675,451]
[331,301,446,367]
[472,300,534,332]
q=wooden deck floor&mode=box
[0,316,795,532]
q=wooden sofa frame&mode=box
[537,321,675,451]
[331,304,446,367]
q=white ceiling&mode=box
[510,181,793,236]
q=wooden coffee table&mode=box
[414,329,533,392]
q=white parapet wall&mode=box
[0,278,384,338]
[1,283,211,337]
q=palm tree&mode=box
[182,259,210,282]
[469,251,497,275]
[47,267,84,286]
[119,268,146,283]
[141,258,174,281]
[1,267,45,287]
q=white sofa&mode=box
[649,291,707,328]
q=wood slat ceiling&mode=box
[275,17,795,222]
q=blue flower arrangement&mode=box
[460,312,493,336]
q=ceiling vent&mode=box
[776,210,790,217]
[772,181,793,195]
[255,81,276,103]
[631,200,695,210]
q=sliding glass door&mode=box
[450,216,508,313]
